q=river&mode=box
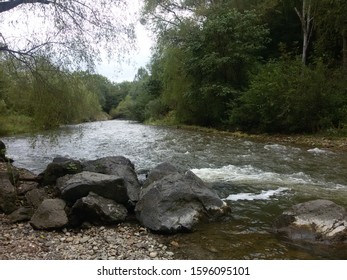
[2,120,347,259]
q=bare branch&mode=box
[0,0,134,70]
[0,0,51,14]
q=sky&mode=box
[91,0,155,83]
[96,22,154,83]
[0,0,154,84]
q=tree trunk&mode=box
[295,0,314,65]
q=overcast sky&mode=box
[0,0,154,84]
[96,22,154,83]
[96,0,154,83]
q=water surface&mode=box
[3,120,347,259]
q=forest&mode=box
[1,0,347,135]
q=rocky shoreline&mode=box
[0,214,175,260]
[1,139,229,260]
[1,140,347,260]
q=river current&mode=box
[2,120,347,259]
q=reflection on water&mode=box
[2,120,347,259]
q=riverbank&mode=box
[1,120,347,260]
[170,125,347,152]
[0,214,175,260]
[0,113,110,137]
[2,118,346,151]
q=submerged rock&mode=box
[135,163,230,233]
[274,199,347,243]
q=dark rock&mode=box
[274,199,347,243]
[142,162,180,188]
[136,168,150,185]
[17,168,38,181]
[135,164,230,233]
[0,171,18,214]
[25,188,47,209]
[30,199,68,230]
[56,171,128,204]
[0,140,13,163]
[17,181,39,195]
[8,207,34,223]
[71,192,128,225]
[38,157,83,186]
[0,140,5,158]
[83,156,141,203]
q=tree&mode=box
[294,0,315,65]
[231,58,347,133]
[314,0,347,71]
[0,0,135,69]
[143,4,269,126]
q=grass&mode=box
[0,114,36,136]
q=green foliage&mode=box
[231,59,347,133]
[110,67,166,122]
[28,62,102,129]
[313,0,347,67]
[76,72,126,114]
[0,57,103,134]
[110,0,347,136]
[153,8,270,126]
[110,95,134,119]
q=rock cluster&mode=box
[0,140,230,236]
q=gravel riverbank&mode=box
[0,214,175,260]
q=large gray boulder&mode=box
[142,162,181,187]
[38,157,83,186]
[0,171,18,214]
[71,192,128,225]
[135,163,230,233]
[56,171,128,204]
[83,156,141,203]
[274,199,347,243]
[30,198,68,230]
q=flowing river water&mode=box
[2,120,347,259]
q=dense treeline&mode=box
[113,0,347,134]
[0,0,135,136]
[0,57,131,135]
[1,0,347,136]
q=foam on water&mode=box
[224,187,288,201]
[307,148,335,155]
[191,165,312,185]
[190,164,346,189]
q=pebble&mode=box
[0,214,174,260]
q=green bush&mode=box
[230,59,347,133]
[110,95,134,119]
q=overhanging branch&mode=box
[0,0,52,14]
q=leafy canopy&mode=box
[0,0,136,69]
